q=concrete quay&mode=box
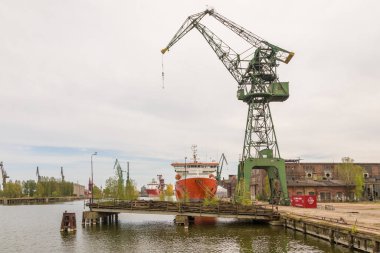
[276,202,380,252]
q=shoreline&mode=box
[0,196,86,205]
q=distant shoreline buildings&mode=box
[73,183,85,197]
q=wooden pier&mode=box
[82,211,119,226]
[88,200,279,221]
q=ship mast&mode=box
[191,145,198,163]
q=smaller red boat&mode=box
[146,175,165,197]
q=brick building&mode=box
[285,161,380,201]
[222,161,380,202]
[287,179,355,201]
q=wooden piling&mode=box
[373,240,379,253]
[329,229,335,244]
[175,215,190,229]
[82,211,120,227]
[60,211,76,232]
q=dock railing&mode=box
[89,199,279,220]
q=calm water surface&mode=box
[0,201,349,252]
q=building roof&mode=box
[287,179,355,187]
[285,162,380,166]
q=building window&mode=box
[364,166,372,174]
[308,192,315,195]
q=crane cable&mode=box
[161,54,165,89]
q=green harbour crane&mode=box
[216,153,228,183]
[162,9,294,205]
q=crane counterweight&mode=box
[161,48,168,54]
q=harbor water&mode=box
[0,201,349,252]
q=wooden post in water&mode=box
[60,211,76,232]
[175,215,190,230]
[348,233,354,249]
[329,229,335,244]
[373,240,379,253]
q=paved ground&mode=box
[276,202,380,233]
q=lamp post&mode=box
[184,156,187,202]
[91,152,97,206]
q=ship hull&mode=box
[175,177,218,202]
[146,189,160,197]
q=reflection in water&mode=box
[60,231,77,250]
[0,201,349,253]
[193,216,217,225]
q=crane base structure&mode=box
[238,158,289,205]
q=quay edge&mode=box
[275,211,380,253]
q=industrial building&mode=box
[73,183,85,198]
[223,161,380,202]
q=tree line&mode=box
[99,176,140,200]
[0,177,74,198]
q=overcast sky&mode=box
[1,0,379,189]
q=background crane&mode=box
[216,153,228,183]
[61,166,65,182]
[1,161,9,190]
[126,161,130,184]
[36,166,41,182]
[162,9,294,205]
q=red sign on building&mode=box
[291,195,317,208]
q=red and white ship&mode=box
[146,175,165,197]
[172,146,219,202]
